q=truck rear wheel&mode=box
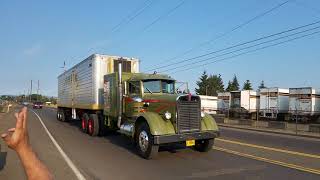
[136,122,159,159]
[81,113,89,133]
[88,114,99,136]
[194,139,214,152]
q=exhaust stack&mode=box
[117,61,122,128]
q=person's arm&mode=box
[1,107,52,180]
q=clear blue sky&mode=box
[1,0,320,96]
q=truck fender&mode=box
[134,112,175,136]
[201,114,219,131]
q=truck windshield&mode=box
[143,80,161,93]
[162,80,174,94]
[143,80,175,94]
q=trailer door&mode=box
[299,94,312,112]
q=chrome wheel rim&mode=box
[139,130,149,152]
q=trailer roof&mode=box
[58,54,139,78]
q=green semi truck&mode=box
[57,54,219,159]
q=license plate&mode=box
[186,140,195,147]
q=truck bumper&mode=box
[153,131,220,145]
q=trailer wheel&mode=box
[57,109,61,121]
[194,139,214,152]
[88,114,99,136]
[136,122,159,159]
[57,109,66,122]
[81,113,89,133]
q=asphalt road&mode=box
[0,106,319,180]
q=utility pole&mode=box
[30,80,33,102]
[37,80,40,101]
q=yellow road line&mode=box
[216,138,320,159]
[213,146,320,175]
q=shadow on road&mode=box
[64,119,188,157]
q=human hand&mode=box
[1,107,30,153]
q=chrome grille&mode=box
[177,96,201,133]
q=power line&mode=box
[162,25,320,72]
[147,20,320,72]
[138,0,187,34]
[146,0,292,70]
[111,0,156,33]
[170,30,320,74]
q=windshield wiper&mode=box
[146,87,153,94]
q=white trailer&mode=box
[229,90,260,119]
[199,95,218,115]
[259,88,289,120]
[217,92,230,114]
[57,54,139,120]
[289,87,320,122]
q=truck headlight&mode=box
[201,112,205,118]
[164,111,172,120]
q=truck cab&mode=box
[103,72,220,159]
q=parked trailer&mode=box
[199,95,218,115]
[217,92,231,114]
[259,88,289,120]
[229,90,259,119]
[289,87,320,122]
[57,54,219,159]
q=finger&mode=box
[8,128,16,132]
[1,133,8,138]
[1,133,11,143]
[21,107,28,129]
[15,111,23,130]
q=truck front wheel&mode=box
[136,122,159,159]
[194,139,214,152]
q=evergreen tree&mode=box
[231,75,240,91]
[242,80,253,90]
[258,80,267,90]
[225,81,233,92]
[226,75,240,92]
[195,71,209,95]
[195,71,225,96]
[207,74,224,96]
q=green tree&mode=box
[195,71,209,95]
[206,74,224,96]
[195,71,225,96]
[242,80,253,90]
[258,80,267,90]
[231,75,240,91]
[225,81,232,92]
[225,75,240,92]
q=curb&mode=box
[218,123,320,140]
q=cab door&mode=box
[124,81,142,117]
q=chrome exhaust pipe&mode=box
[117,61,122,128]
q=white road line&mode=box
[30,109,86,180]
